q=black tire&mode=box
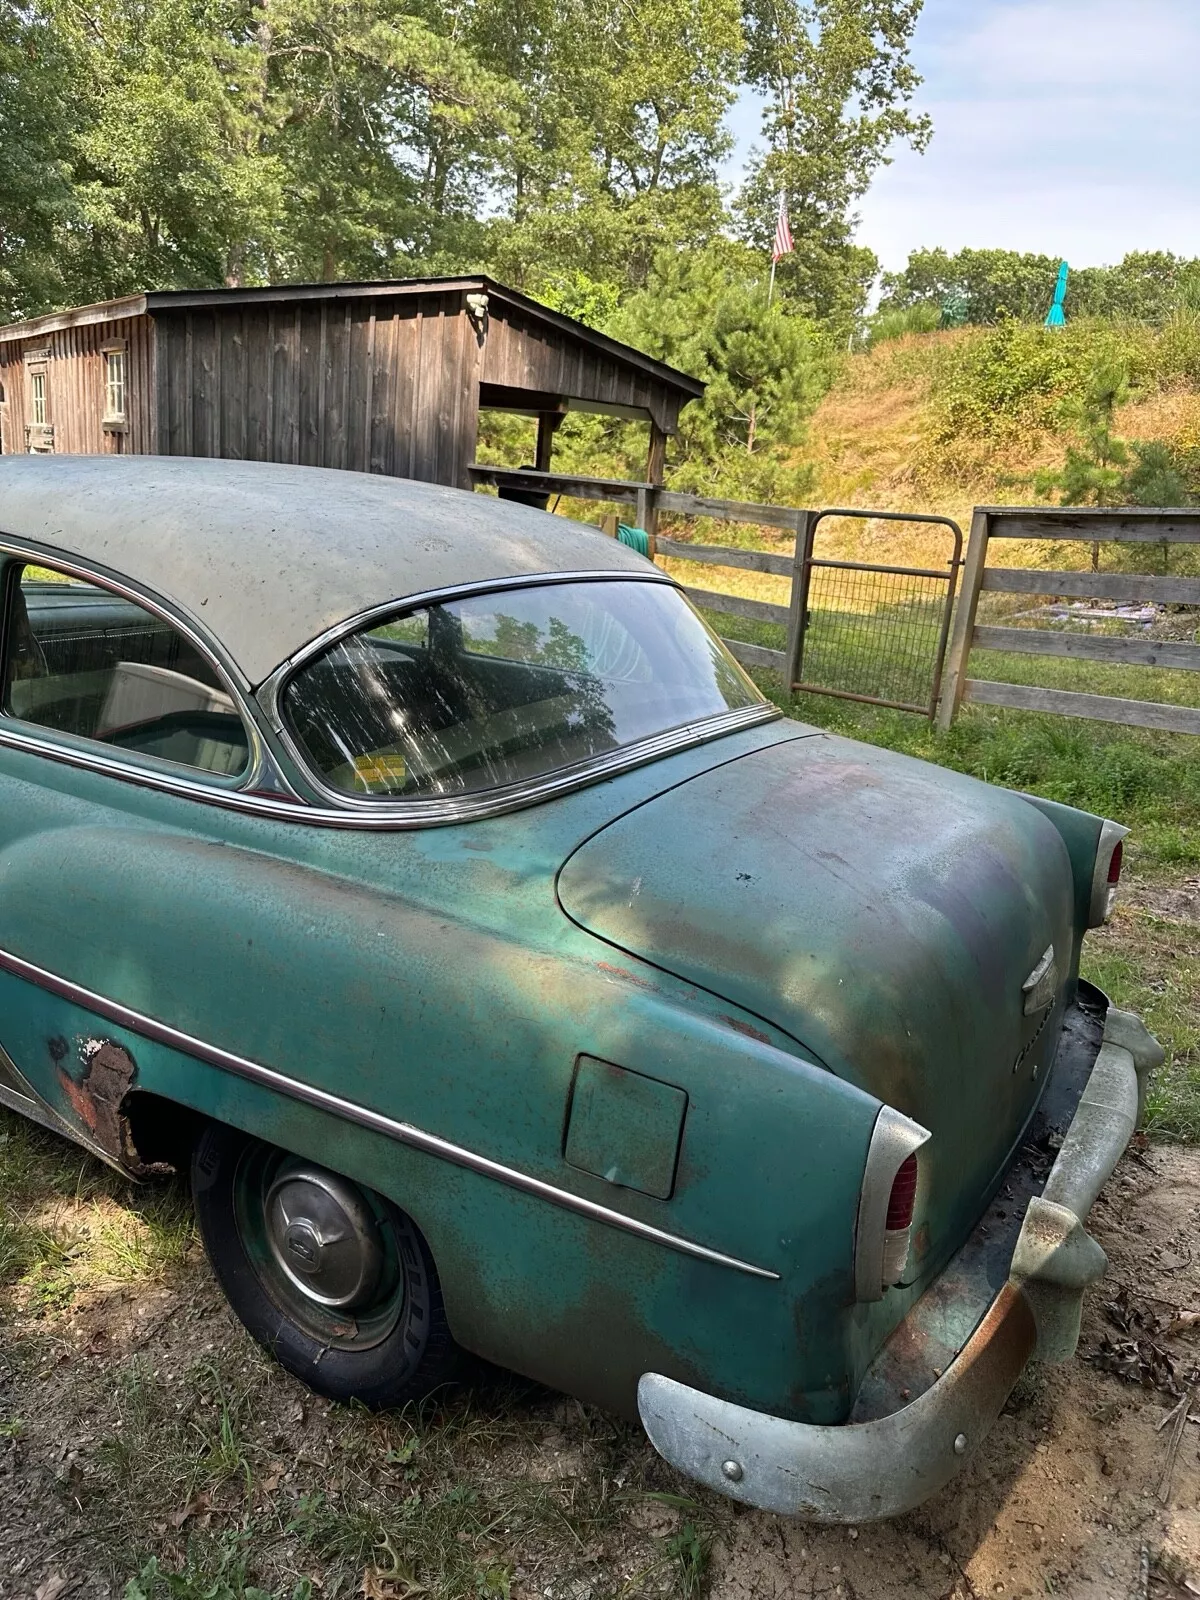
[191,1120,457,1409]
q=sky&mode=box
[724,0,1200,274]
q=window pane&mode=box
[29,372,45,426]
[284,580,763,799]
[6,565,250,777]
[104,350,126,420]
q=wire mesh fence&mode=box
[796,558,958,714]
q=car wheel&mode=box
[191,1121,457,1408]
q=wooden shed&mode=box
[0,277,703,498]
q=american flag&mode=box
[772,195,794,262]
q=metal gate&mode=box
[792,509,963,717]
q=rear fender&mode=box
[0,820,883,1421]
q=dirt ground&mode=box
[1,1140,1198,1600]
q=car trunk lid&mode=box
[556,733,1077,1279]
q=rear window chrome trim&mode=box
[0,703,781,829]
[0,550,779,828]
[259,569,681,689]
[260,570,775,822]
[0,939,780,1282]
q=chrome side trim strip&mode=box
[0,944,780,1282]
[0,704,780,830]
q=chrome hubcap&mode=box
[265,1162,385,1309]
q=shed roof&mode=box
[0,276,705,402]
[0,455,650,685]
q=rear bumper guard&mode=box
[636,1003,1163,1522]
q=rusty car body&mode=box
[0,454,1160,1521]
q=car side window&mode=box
[3,563,250,778]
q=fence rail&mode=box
[472,470,1200,735]
[938,506,1200,733]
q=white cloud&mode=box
[725,0,1200,273]
[944,0,1200,92]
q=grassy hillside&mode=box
[794,318,1200,565]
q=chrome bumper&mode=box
[637,1001,1164,1522]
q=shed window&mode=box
[104,349,127,421]
[29,371,46,426]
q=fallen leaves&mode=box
[358,1564,427,1599]
[168,1489,212,1530]
[1093,1287,1200,1396]
[34,1577,69,1600]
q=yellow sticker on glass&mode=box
[351,751,408,793]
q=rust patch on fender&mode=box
[596,961,658,992]
[721,1015,773,1045]
[56,1038,168,1176]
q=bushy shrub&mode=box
[866,301,940,346]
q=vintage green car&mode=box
[0,455,1161,1521]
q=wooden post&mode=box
[641,421,668,541]
[784,508,816,691]
[535,412,563,474]
[936,508,991,732]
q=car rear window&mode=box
[283,580,764,799]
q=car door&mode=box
[0,549,265,1156]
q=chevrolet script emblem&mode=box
[1022,944,1058,1016]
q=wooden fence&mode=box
[469,464,810,682]
[937,507,1200,734]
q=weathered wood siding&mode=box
[0,315,155,456]
[154,289,483,488]
[481,305,684,434]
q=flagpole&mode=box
[767,256,777,307]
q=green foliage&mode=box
[931,319,1100,445]
[598,242,830,498]
[881,247,1200,328]
[1036,355,1131,507]
[735,0,929,325]
[0,2,80,318]
[865,299,940,346]
[124,1535,311,1600]
[1121,440,1196,508]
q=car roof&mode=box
[0,456,650,684]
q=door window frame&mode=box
[0,540,273,797]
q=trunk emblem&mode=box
[1022,944,1058,1016]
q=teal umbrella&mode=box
[1045,261,1069,327]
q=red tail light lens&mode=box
[1089,822,1128,926]
[1108,839,1123,884]
[885,1154,919,1229]
[881,1153,919,1285]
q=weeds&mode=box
[124,1532,313,1600]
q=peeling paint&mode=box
[55,1038,167,1175]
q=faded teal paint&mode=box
[564,1057,687,1199]
[0,618,1116,1424]
[557,733,1087,1398]
[0,715,883,1421]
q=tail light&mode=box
[1088,821,1127,927]
[854,1107,930,1301]
[881,1154,919,1284]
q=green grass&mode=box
[1084,906,1200,1141]
[0,1112,195,1312]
